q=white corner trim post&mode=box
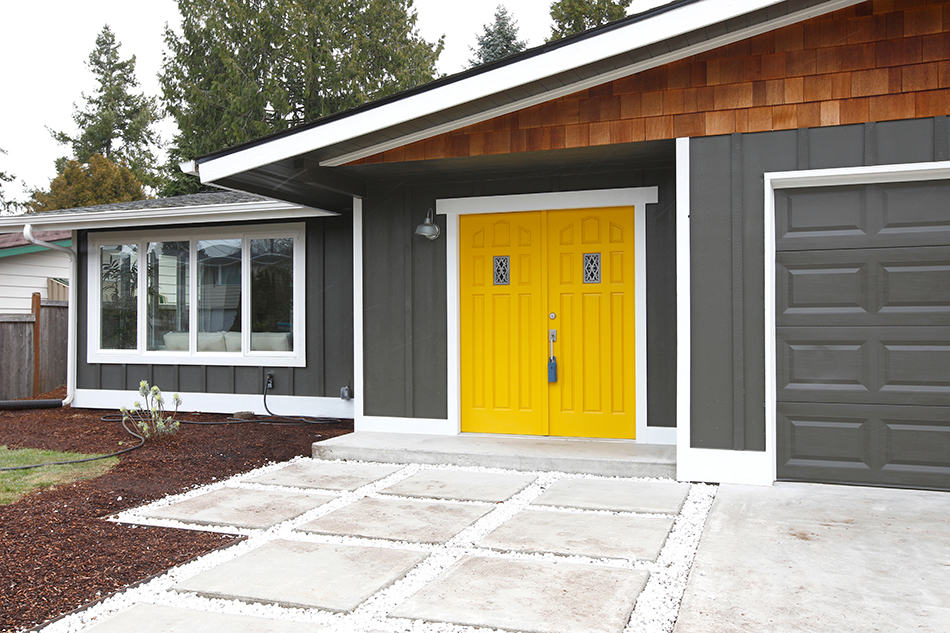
[674,139,775,486]
[22,224,77,407]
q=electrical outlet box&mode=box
[265,373,275,390]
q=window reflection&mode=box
[147,241,190,351]
[100,244,138,350]
[197,239,242,352]
[250,238,294,352]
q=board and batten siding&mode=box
[0,249,70,314]
[76,215,353,398]
[688,115,950,451]
[361,164,677,427]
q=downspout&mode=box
[11,224,77,408]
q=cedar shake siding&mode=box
[352,0,950,165]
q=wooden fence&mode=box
[0,293,68,400]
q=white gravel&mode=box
[39,458,717,633]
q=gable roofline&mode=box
[195,0,699,165]
[193,0,859,186]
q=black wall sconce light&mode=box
[414,208,440,240]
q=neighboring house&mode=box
[0,230,71,313]
[1,0,948,491]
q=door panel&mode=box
[460,212,546,435]
[547,207,637,439]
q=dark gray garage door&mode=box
[776,179,950,490]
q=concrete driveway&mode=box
[675,483,950,633]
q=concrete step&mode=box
[313,432,676,479]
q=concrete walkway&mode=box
[44,458,713,633]
[675,483,950,633]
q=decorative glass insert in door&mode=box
[582,252,601,284]
[493,255,510,285]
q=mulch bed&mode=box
[0,388,352,632]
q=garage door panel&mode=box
[778,246,950,325]
[776,180,950,251]
[777,327,950,406]
[778,403,950,489]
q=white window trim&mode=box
[87,222,306,367]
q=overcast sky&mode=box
[0,1,664,200]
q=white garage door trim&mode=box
[762,160,950,485]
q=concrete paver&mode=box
[139,487,332,529]
[175,539,426,612]
[533,478,690,513]
[298,496,491,543]
[675,483,950,633]
[392,555,650,633]
[244,460,401,490]
[380,468,536,502]
[80,604,324,632]
[480,508,674,561]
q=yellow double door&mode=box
[460,206,637,439]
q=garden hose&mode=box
[0,382,345,472]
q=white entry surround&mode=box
[354,187,674,444]
[676,133,950,485]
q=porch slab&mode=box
[533,478,690,514]
[175,539,426,612]
[479,508,674,561]
[313,432,675,478]
[297,496,491,543]
[392,555,649,633]
[139,487,332,529]
[80,604,325,632]
[380,468,537,502]
[244,459,402,490]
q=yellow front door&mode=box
[459,207,637,439]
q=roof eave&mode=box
[0,200,336,234]
[193,0,857,186]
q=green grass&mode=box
[0,446,119,505]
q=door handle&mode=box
[548,329,558,383]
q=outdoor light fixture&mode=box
[414,208,440,240]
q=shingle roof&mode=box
[0,229,71,250]
[21,191,269,217]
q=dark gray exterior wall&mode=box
[688,116,950,451]
[77,215,353,398]
[361,165,677,427]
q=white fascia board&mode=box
[197,0,861,182]
[0,200,336,234]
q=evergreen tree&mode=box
[160,0,444,196]
[29,154,146,212]
[470,5,527,67]
[51,26,162,188]
[0,147,20,215]
[548,0,633,41]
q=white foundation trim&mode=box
[437,187,664,443]
[355,416,458,435]
[759,159,950,486]
[73,389,354,418]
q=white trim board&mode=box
[195,0,860,180]
[437,186,665,443]
[73,389,354,419]
[0,200,335,234]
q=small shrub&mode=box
[121,381,182,439]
